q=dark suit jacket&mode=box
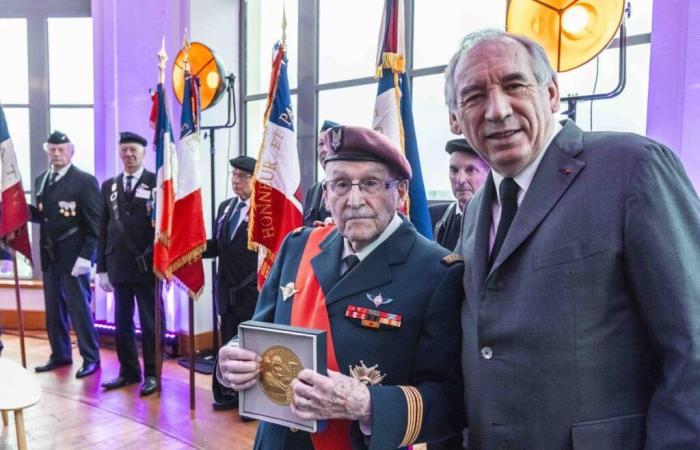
[302,181,330,226]
[251,220,465,450]
[429,202,461,251]
[96,171,156,284]
[458,120,700,449]
[203,197,257,318]
[31,165,102,272]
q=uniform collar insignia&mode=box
[280,282,299,301]
[366,293,393,308]
[350,361,385,385]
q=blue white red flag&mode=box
[151,83,178,281]
[248,40,303,288]
[373,0,433,239]
[0,104,32,263]
[170,67,206,299]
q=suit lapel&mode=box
[324,221,414,306]
[217,198,236,242]
[48,165,74,199]
[488,120,586,276]
[472,172,495,289]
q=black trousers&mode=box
[42,266,100,364]
[113,282,163,378]
[212,290,257,403]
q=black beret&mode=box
[445,138,479,157]
[46,130,71,144]
[320,120,339,132]
[229,155,256,174]
[119,131,147,147]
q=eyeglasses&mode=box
[323,178,399,196]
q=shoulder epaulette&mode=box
[441,254,463,266]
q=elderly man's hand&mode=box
[218,345,262,391]
[290,369,371,422]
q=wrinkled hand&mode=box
[312,217,335,227]
[218,345,261,391]
[98,272,114,292]
[290,369,371,422]
[71,257,92,277]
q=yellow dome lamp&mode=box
[506,0,630,121]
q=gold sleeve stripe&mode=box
[398,386,423,447]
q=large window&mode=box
[242,0,654,202]
[0,0,93,279]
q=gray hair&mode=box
[444,29,557,111]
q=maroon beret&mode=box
[322,126,412,180]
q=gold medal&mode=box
[260,346,303,405]
[59,208,65,216]
[38,202,43,212]
[71,210,76,217]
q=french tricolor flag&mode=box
[248,40,303,288]
[0,104,32,263]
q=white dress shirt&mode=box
[489,121,563,253]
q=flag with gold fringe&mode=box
[248,38,303,289]
[373,0,433,239]
[169,59,206,299]
[0,103,32,263]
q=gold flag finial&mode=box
[158,37,168,84]
[282,3,287,44]
[182,29,191,71]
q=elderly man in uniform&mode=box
[31,130,101,378]
[204,155,259,411]
[447,29,700,449]
[97,131,160,396]
[217,125,465,449]
[302,120,339,226]
[430,139,488,250]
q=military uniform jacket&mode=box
[302,181,331,226]
[429,202,461,251]
[203,197,257,317]
[458,120,700,449]
[251,220,465,450]
[32,165,102,272]
[96,171,156,284]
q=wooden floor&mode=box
[0,332,257,449]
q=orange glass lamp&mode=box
[506,0,625,72]
[172,42,228,110]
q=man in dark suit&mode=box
[446,29,700,449]
[217,126,465,449]
[302,120,338,226]
[430,139,488,251]
[204,155,259,411]
[96,131,160,396]
[30,130,101,378]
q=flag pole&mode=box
[181,31,197,418]
[155,38,168,394]
[188,296,195,417]
[12,253,26,368]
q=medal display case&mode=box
[238,321,327,432]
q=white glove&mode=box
[98,272,114,292]
[71,257,92,277]
[0,259,13,273]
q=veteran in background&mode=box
[30,130,101,378]
[430,139,488,251]
[97,131,160,396]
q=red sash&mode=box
[290,226,352,450]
